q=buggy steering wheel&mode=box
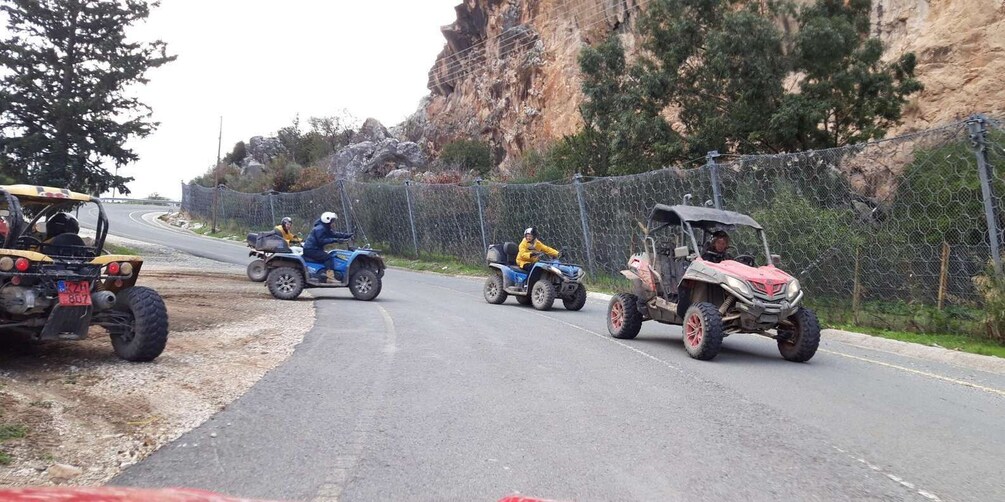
[734,254,756,267]
[15,235,41,249]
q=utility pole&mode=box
[212,116,222,233]
[111,165,119,200]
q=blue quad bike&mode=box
[483,242,587,311]
[263,244,386,301]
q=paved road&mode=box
[101,206,1005,501]
[80,203,251,265]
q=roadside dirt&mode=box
[0,263,315,487]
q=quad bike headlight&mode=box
[0,256,13,271]
[724,276,752,297]
[786,279,801,299]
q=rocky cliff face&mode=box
[417,0,1005,172]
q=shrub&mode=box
[973,265,1005,343]
[440,139,492,176]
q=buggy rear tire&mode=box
[247,259,267,282]
[777,307,821,362]
[562,284,587,311]
[607,293,642,339]
[108,286,169,362]
[515,294,532,306]
[484,272,507,304]
[682,302,724,361]
[531,279,556,311]
[349,269,381,301]
[267,266,305,300]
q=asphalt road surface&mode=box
[99,204,1004,501]
[80,203,250,265]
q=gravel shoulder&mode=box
[0,235,314,487]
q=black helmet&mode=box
[523,227,539,239]
[46,212,78,236]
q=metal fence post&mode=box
[337,180,353,233]
[404,180,420,258]
[475,178,488,251]
[967,115,1002,275]
[268,191,277,226]
[573,173,595,274]
[217,185,226,229]
[706,150,723,210]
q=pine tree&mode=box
[0,0,175,194]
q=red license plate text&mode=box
[58,281,92,306]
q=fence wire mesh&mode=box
[182,115,1005,335]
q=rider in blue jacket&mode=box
[303,211,353,281]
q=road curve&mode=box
[101,205,1004,501]
[80,203,251,265]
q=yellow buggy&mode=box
[0,185,168,361]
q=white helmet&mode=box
[320,211,338,224]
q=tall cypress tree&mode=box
[0,0,175,194]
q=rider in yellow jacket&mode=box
[275,217,301,245]
[517,227,559,270]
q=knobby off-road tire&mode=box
[349,269,382,301]
[267,266,305,300]
[531,280,556,311]
[563,284,587,311]
[777,307,821,362]
[109,286,169,362]
[515,294,532,305]
[484,273,507,304]
[682,302,725,361]
[246,259,267,282]
[607,293,642,339]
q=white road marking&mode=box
[820,349,1005,398]
[408,277,980,499]
[832,446,942,501]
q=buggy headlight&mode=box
[787,279,801,299]
[548,266,562,276]
[724,276,752,297]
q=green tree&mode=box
[276,113,357,167]
[0,0,175,194]
[577,35,683,175]
[572,0,921,167]
[770,0,923,151]
[222,141,247,165]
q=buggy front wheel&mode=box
[777,307,821,362]
[562,284,587,311]
[682,302,725,361]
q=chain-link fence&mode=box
[183,115,1005,336]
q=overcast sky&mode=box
[119,0,460,199]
